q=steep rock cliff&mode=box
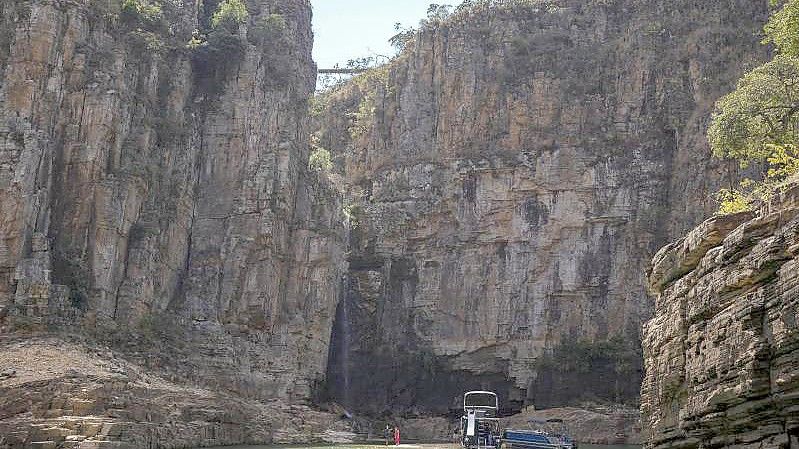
[642,182,799,448]
[316,0,768,415]
[0,0,346,445]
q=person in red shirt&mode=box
[393,426,401,446]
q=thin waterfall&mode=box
[341,293,352,410]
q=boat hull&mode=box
[503,430,575,449]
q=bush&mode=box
[120,0,163,27]
[709,56,799,167]
[309,147,333,172]
[714,188,753,215]
[211,0,249,30]
[189,26,246,100]
[127,29,166,53]
[186,29,205,49]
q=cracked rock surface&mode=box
[642,182,799,448]
[0,0,347,445]
[315,0,768,415]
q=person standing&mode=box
[384,424,392,446]
[394,426,401,446]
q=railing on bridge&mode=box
[317,68,369,75]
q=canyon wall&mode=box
[316,0,769,415]
[0,0,347,445]
[642,182,799,449]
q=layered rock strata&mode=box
[642,182,799,448]
[0,0,346,445]
[316,0,769,414]
[0,336,353,449]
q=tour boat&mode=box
[460,391,502,449]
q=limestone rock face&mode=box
[0,0,346,444]
[316,0,768,414]
[641,182,799,449]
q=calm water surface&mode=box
[200,444,641,449]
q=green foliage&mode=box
[349,93,376,140]
[309,94,330,118]
[764,0,799,56]
[309,146,333,172]
[767,142,799,179]
[347,65,391,140]
[714,188,754,214]
[450,0,544,20]
[349,96,375,140]
[121,0,163,26]
[263,13,287,32]
[535,336,641,376]
[186,29,205,49]
[341,202,362,226]
[423,3,453,24]
[390,22,416,53]
[347,56,387,71]
[119,0,173,54]
[211,0,248,29]
[708,56,799,167]
[250,13,288,45]
[250,13,297,88]
[709,0,799,213]
[128,29,166,52]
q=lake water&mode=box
[200,444,642,449]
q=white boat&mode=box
[460,391,502,449]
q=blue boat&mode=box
[503,419,577,449]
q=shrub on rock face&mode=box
[713,188,754,215]
[120,0,163,28]
[709,0,799,213]
[309,147,333,172]
[189,1,250,97]
[211,0,249,30]
[249,13,288,45]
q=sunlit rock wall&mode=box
[642,182,799,449]
[316,0,768,414]
[0,0,344,407]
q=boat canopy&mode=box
[463,391,498,410]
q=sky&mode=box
[311,0,465,69]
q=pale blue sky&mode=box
[311,1,464,69]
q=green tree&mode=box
[389,22,416,53]
[709,56,799,166]
[764,0,799,56]
[709,0,799,213]
[425,3,453,23]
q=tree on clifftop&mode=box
[709,0,799,212]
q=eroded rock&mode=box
[642,182,799,448]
